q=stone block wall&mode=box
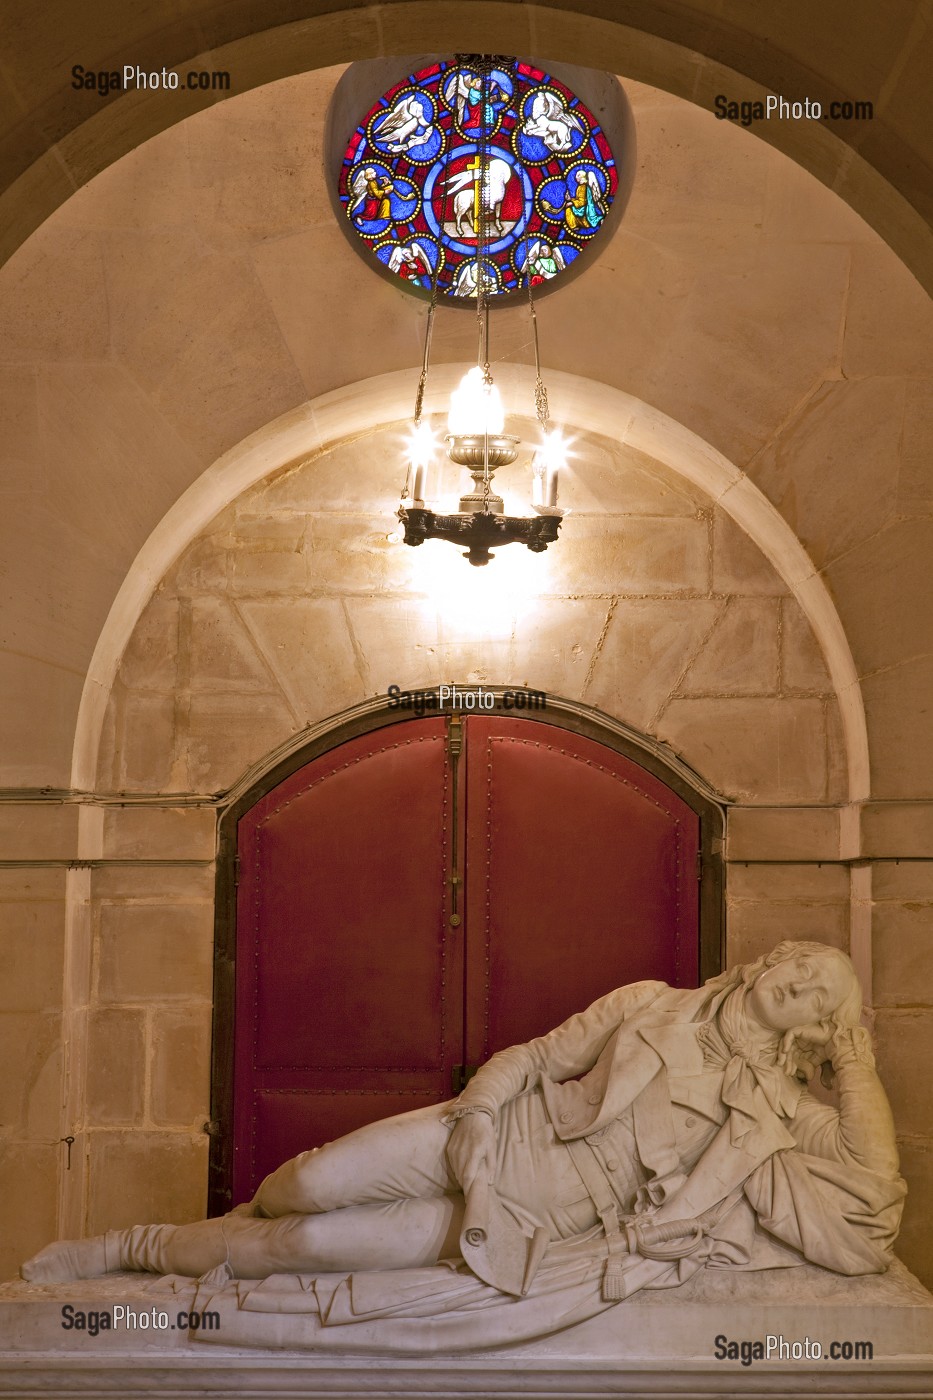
[0,854,66,1283]
[81,811,216,1237]
[869,856,933,1285]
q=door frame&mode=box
[207,692,725,1214]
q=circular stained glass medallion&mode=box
[338,58,619,299]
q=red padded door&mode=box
[233,720,459,1202]
[462,716,698,1060]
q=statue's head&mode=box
[745,942,860,1034]
[708,940,863,1078]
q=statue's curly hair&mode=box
[705,940,864,1081]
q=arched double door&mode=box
[220,713,715,1206]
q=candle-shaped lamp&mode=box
[534,429,568,512]
[407,421,436,504]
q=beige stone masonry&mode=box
[85,1008,147,1127]
[725,901,848,965]
[149,1003,213,1130]
[99,426,847,807]
[86,1132,208,1235]
[0,1013,61,1141]
[660,698,830,804]
[896,1138,933,1293]
[727,807,842,862]
[96,903,214,1005]
[0,1144,58,1288]
[0,885,66,1015]
[861,802,933,858]
[862,658,933,801]
[101,806,216,861]
[875,1011,933,1140]
[873,902,933,1009]
[679,598,780,695]
[871,862,933,900]
[0,805,79,861]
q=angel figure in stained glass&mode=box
[349,166,396,222]
[387,241,435,284]
[451,258,498,298]
[543,169,605,233]
[444,68,507,132]
[523,240,566,284]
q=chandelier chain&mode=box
[397,55,563,560]
[475,56,494,512]
[406,82,459,508]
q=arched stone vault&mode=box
[74,367,866,805]
[2,2,932,294]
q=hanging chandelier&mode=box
[396,55,567,567]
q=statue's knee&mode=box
[274,1215,320,1271]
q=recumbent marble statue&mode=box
[22,941,906,1344]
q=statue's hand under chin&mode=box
[781,1020,834,1082]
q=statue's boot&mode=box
[21,1221,230,1284]
[21,1215,324,1284]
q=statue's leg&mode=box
[254,1101,456,1217]
[22,1197,466,1282]
[224,1198,466,1276]
[22,1103,460,1283]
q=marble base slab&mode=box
[1,1259,932,1398]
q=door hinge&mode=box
[447,713,463,759]
[233,855,241,887]
[696,850,703,881]
[451,1064,480,1094]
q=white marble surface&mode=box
[1,1259,932,1397]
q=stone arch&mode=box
[72,365,868,804]
[3,2,932,295]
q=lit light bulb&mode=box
[407,420,436,468]
[406,420,437,503]
[532,429,570,509]
[447,367,505,436]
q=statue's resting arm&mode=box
[449,979,667,1117]
[789,1028,900,1179]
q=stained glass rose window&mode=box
[337,58,620,299]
